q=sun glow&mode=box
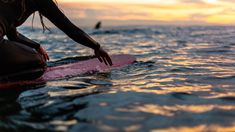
[56,0,235,26]
[205,0,218,3]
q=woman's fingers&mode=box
[46,53,50,60]
[44,55,47,61]
[43,55,47,60]
[95,47,113,66]
[44,54,48,61]
[95,50,103,63]
[43,52,49,61]
[105,54,113,66]
[46,54,49,61]
[101,54,112,66]
[103,52,113,66]
[102,56,108,65]
[38,46,50,61]
[97,56,103,63]
[101,52,112,66]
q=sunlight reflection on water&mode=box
[1,26,235,131]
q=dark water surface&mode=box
[1,26,235,132]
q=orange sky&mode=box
[53,0,235,26]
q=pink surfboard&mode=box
[0,54,136,89]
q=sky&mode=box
[41,0,235,26]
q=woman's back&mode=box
[0,0,22,23]
[0,0,35,35]
[0,0,112,82]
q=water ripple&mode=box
[1,26,235,131]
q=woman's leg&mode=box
[0,39,46,81]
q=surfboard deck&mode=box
[0,54,136,89]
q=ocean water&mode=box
[1,25,235,132]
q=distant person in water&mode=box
[0,0,112,81]
[94,21,102,30]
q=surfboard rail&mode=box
[0,54,136,89]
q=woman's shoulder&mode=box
[28,0,55,6]
[0,0,25,7]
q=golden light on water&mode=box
[57,0,235,25]
[155,124,235,132]
[116,104,235,117]
[36,1,235,132]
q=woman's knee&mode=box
[3,40,46,66]
[0,40,47,75]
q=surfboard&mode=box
[0,54,136,89]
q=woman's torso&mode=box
[0,0,35,38]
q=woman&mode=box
[0,0,112,81]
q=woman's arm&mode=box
[6,27,40,49]
[6,28,49,60]
[34,0,100,50]
[34,0,112,65]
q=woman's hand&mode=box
[37,46,50,61]
[94,47,113,66]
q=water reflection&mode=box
[117,104,235,116]
[156,124,235,132]
[1,26,235,131]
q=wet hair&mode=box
[1,0,58,32]
[32,9,51,32]
[20,0,58,32]
[34,0,59,32]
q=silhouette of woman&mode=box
[0,0,112,81]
